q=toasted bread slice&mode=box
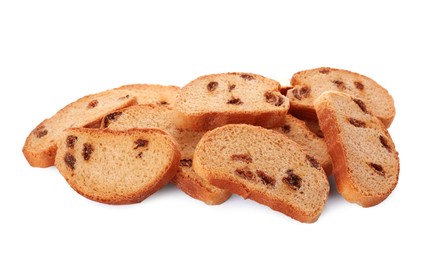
[314,91,399,207]
[55,128,180,204]
[193,124,330,223]
[174,72,290,130]
[288,67,395,127]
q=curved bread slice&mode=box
[116,84,180,106]
[174,72,290,130]
[102,104,231,205]
[55,128,180,204]
[193,124,329,223]
[23,90,137,168]
[288,67,395,127]
[272,115,332,174]
[314,91,399,207]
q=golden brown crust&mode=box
[174,110,288,131]
[172,169,231,205]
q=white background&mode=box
[1,0,425,259]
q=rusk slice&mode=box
[272,115,332,174]
[55,128,180,204]
[23,90,137,168]
[287,67,395,127]
[193,124,329,223]
[174,72,290,130]
[102,104,231,205]
[116,84,180,106]
[314,91,399,207]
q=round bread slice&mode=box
[102,104,231,205]
[271,114,332,174]
[314,91,399,207]
[55,128,180,205]
[193,124,330,223]
[174,72,290,130]
[287,67,395,127]
[23,89,137,168]
[115,84,180,106]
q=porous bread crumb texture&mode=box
[272,114,332,174]
[23,89,137,167]
[102,104,231,205]
[288,67,395,127]
[314,91,399,207]
[174,72,290,130]
[193,124,329,223]
[55,128,180,205]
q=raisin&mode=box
[64,152,76,170]
[319,68,331,74]
[354,81,364,90]
[281,124,291,133]
[240,74,255,80]
[180,159,192,167]
[157,101,169,105]
[231,154,253,163]
[207,81,218,92]
[34,125,48,138]
[66,135,78,148]
[134,139,148,149]
[118,94,130,100]
[306,155,321,170]
[227,97,243,105]
[264,91,285,106]
[235,167,256,181]
[87,99,98,109]
[256,170,276,187]
[379,135,392,153]
[136,152,143,159]
[292,86,310,100]
[332,80,346,90]
[369,163,385,176]
[103,111,122,127]
[348,118,366,128]
[228,84,236,92]
[82,143,93,160]
[282,169,302,190]
[352,98,368,114]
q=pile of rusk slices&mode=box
[23,67,399,223]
